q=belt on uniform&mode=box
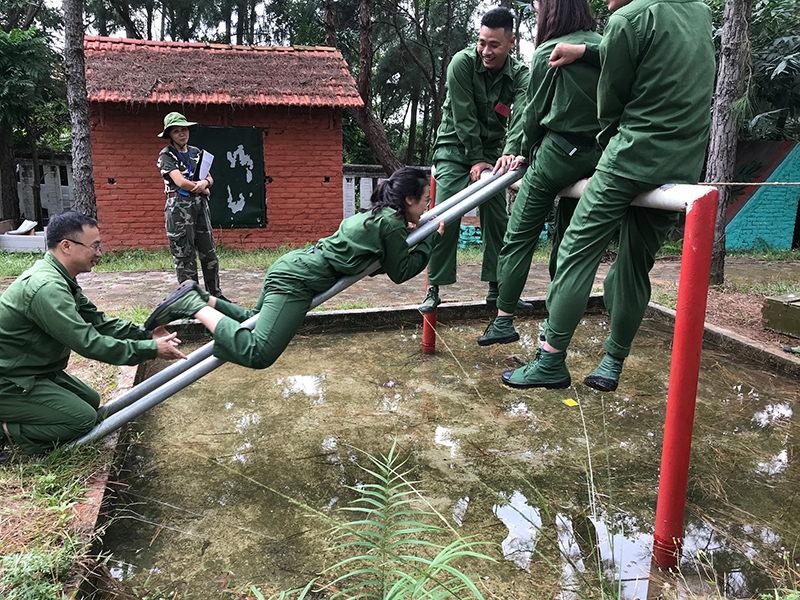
[166,192,196,199]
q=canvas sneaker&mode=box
[583,353,624,392]
[485,282,532,309]
[477,316,520,346]
[419,285,441,314]
[145,281,209,329]
[501,348,571,389]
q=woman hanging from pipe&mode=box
[477,0,602,348]
[144,167,445,369]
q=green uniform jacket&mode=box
[596,0,716,184]
[317,208,438,284]
[433,47,530,166]
[518,30,603,160]
[158,144,202,195]
[0,253,157,387]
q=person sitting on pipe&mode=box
[501,0,716,391]
[144,167,445,370]
[0,212,186,459]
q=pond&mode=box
[99,315,800,599]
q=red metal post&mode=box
[422,171,438,354]
[652,188,718,568]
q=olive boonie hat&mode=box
[158,112,198,138]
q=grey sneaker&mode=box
[477,316,520,346]
[583,353,624,392]
[419,285,441,314]
[501,348,571,389]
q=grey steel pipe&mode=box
[418,168,498,225]
[73,167,525,446]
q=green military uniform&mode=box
[208,208,438,369]
[158,144,221,296]
[428,47,529,286]
[495,30,602,314]
[543,0,716,357]
[0,253,157,454]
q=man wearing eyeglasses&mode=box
[0,212,186,458]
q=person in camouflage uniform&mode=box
[157,112,226,300]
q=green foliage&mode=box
[251,440,494,600]
[0,28,60,129]
[0,445,105,598]
[0,539,80,600]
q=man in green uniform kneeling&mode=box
[0,212,186,457]
[502,0,716,391]
[419,7,531,314]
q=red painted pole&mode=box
[652,188,718,568]
[422,171,438,354]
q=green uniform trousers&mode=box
[544,169,678,358]
[427,160,508,286]
[210,249,338,369]
[0,371,100,455]
[495,135,600,313]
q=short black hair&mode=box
[481,7,515,38]
[47,211,98,249]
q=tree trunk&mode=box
[323,0,336,47]
[405,88,418,164]
[420,88,430,165]
[707,0,752,286]
[28,128,43,224]
[0,122,20,224]
[64,0,97,217]
[236,0,246,45]
[347,0,401,174]
[223,1,232,44]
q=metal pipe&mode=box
[418,168,499,224]
[76,167,519,445]
[422,169,438,355]
[652,187,718,568]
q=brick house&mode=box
[84,36,363,250]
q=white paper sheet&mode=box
[198,151,214,181]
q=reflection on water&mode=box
[100,316,800,599]
[493,491,542,571]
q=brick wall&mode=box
[90,102,344,250]
[726,144,800,250]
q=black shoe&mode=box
[215,293,231,303]
[145,281,201,330]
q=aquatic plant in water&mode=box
[250,439,494,600]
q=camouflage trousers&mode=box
[165,194,221,296]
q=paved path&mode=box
[2,256,797,315]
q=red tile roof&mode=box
[84,36,364,108]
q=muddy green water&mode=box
[101,316,799,599]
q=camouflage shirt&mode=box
[158,144,202,195]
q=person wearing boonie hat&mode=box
[157,112,227,301]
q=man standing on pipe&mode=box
[419,7,532,315]
[501,0,715,391]
[0,212,186,458]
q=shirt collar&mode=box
[44,251,80,293]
